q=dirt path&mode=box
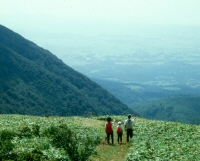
[89,119,131,161]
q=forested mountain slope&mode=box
[130,96,200,125]
[0,24,135,116]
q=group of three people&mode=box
[105,114,136,144]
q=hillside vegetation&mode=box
[0,24,135,116]
[0,115,199,161]
[130,95,200,125]
[92,78,200,125]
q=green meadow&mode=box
[0,115,199,161]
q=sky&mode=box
[1,0,200,61]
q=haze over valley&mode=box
[49,26,200,104]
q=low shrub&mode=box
[19,124,32,137]
[0,130,16,159]
[46,124,101,161]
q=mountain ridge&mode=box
[0,24,136,116]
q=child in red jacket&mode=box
[117,122,123,143]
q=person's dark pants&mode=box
[127,129,133,142]
[107,132,114,144]
[117,133,123,143]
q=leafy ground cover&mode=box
[0,114,199,161]
[125,118,200,161]
[90,116,200,161]
[0,115,101,160]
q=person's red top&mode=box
[106,122,113,133]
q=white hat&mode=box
[118,122,121,125]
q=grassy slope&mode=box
[126,118,200,160]
[0,115,199,161]
[90,116,200,161]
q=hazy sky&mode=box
[1,0,200,30]
[1,0,200,60]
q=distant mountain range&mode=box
[0,24,136,116]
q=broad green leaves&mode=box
[126,119,200,161]
[0,115,100,160]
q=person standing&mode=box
[116,122,123,143]
[105,117,115,144]
[124,114,136,142]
